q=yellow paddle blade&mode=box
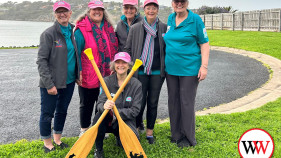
[115,113,147,158]
[65,124,98,158]
[120,126,147,158]
[132,59,143,71]
[84,48,94,60]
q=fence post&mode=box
[279,10,281,32]
[241,12,244,31]
[203,14,205,23]
[211,15,213,30]
[221,14,223,30]
[232,13,235,31]
[258,11,261,31]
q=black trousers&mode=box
[93,111,120,151]
[78,86,99,128]
[136,74,164,130]
[166,74,199,146]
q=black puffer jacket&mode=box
[96,73,142,136]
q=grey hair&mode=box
[75,8,114,27]
[110,61,134,73]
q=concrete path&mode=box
[0,48,270,144]
[196,46,281,115]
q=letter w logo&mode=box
[242,141,270,154]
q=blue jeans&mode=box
[39,82,75,139]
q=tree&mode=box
[223,6,238,13]
[196,5,238,15]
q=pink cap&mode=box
[88,0,104,9]
[113,52,131,63]
[53,1,71,12]
[143,0,159,7]
[123,0,138,6]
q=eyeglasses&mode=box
[55,10,69,15]
[144,7,158,11]
[173,0,187,2]
[173,0,187,4]
[123,6,136,10]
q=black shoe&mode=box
[116,136,123,148]
[170,139,176,144]
[146,136,155,144]
[94,149,104,158]
[43,146,55,153]
[56,142,69,149]
[177,137,191,148]
[167,136,177,143]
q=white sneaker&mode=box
[105,133,110,139]
[79,130,87,137]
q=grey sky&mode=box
[1,0,281,11]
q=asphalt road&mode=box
[0,49,269,144]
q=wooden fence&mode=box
[200,8,281,32]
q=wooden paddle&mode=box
[65,48,145,158]
[84,48,147,158]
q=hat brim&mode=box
[143,2,159,8]
[53,6,70,12]
[113,58,131,63]
[88,6,105,9]
[123,3,138,6]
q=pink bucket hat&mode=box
[143,0,159,7]
[88,0,104,9]
[123,0,138,6]
[53,1,71,12]
[113,52,131,63]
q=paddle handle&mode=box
[84,48,142,125]
[85,48,142,102]
[89,58,135,125]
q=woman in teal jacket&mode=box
[163,0,210,148]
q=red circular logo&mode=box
[238,128,274,158]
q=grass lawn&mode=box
[1,30,280,157]
[208,30,281,59]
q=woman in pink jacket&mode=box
[74,0,118,137]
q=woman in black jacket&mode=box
[115,0,142,52]
[92,52,142,158]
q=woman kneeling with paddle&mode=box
[92,52,142,158]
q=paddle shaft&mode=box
[84,48,146,158]
[88,59,136,126]
[89,60,147,158]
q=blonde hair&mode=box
[75,8,114,27]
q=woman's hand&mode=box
[103,100,115,110]
[76,71,82,86]
[198,66,208,81]
[47,86,58,95]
